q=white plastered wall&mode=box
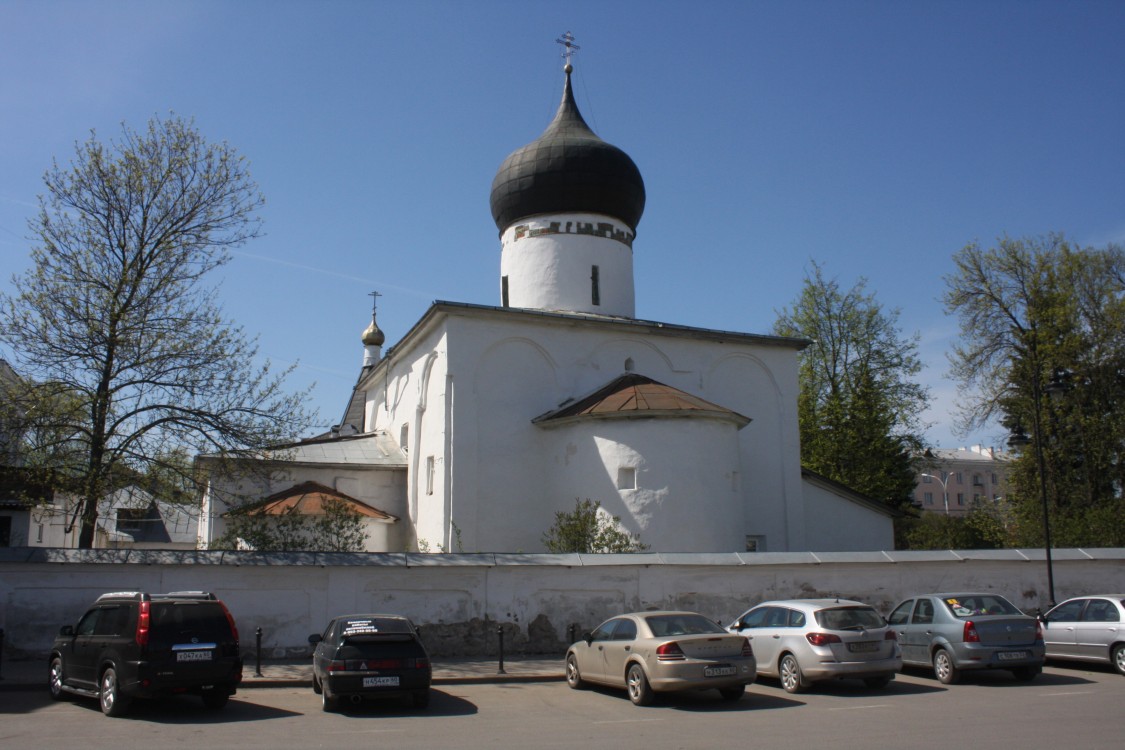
[500,213,635,317]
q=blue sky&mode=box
[2,0,1123,450]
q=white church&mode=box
[196,52,896,554]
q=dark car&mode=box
[49,591,242,716]
[309,614,432,711]
[888,592,1044,684]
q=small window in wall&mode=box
[0,516,11,547]
[617,467,636,490]
[924,492,933,505]
[745,535,765,552]
[116,508,146,534]
[502,275,509,308]
[426,455,435,496]
[591,265,600,306]
[957,493,965,506]
[400,424,409,453]
[37,523,44,543]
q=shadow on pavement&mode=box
[901,665,1096,688]
[319,689,477,718]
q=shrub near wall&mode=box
[1,548,1122,660]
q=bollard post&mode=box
[497,625,507,675]
[0,627,5,681]
[567,623,576,645]
[255,627,263,677]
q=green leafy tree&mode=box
[0,114,313,548]
[774,262,930,512]
[212,498,368,552]
[944,234,1125,547]
[541,499,649,553]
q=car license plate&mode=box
[363,676,400,687]
[997,651,1028,661]
[176,650,213,662]
[848,641,879,653]
[704,665,736,678]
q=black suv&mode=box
[49,591,243,716]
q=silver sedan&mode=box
[888,592,1044,683]
[565,611,757,705]
[1041,595,1125,675]
[726,599,902,693]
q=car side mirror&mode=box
[583,632,594,645]
[59,625,74,637]
[307,634,322,645]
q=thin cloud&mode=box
[231,250,435,299]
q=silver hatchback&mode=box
[726,599,901,693]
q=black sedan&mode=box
[309,614,432,711]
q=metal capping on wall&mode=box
[0,547,1119,566]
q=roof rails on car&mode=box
[95,591,218,602]
[96,592,150,602]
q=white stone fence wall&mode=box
[1,547,1122,660]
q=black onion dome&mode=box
[490,71,646,233]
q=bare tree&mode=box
[0,114,313,548]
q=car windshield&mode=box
[814,606,885,631]
[644,614,725,637]
[942,595,1020,618]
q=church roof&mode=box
[533,373,751,428]
[231,480,397,521]
[489,67,646,233]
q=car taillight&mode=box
[136,601,150,647]
[219,601,239,644]
[806,632,842,647]
[326,660,346,673]
[656,642,686,661]
[885,630,898,641]
[1035,621,1043,641]
[740,638,753,657]
[963,621,980,643]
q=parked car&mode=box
[887,592,1044,684]
[1040,595,1125,675]
[48,590,242,716]
[565,611,756,705]
[726,599,901,693]
[309,614,432,711]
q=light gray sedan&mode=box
[565,611,756,705]
[726,599,901,693]
[1041,595,1125,675]
[887,592,1044,684]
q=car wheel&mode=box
[933,648,960,685]
[321,686,339,713]
[718,684,745,701]
[780,654,805,694]
[412,690,430,708]
[626,663,654,706]
[1112,644,1125,677]
[566,653,585,689]
[312,674,322,695]
[99,667,131,717]
[202,690,229,709]
[49,656,68,701]
[863,676,892,689]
